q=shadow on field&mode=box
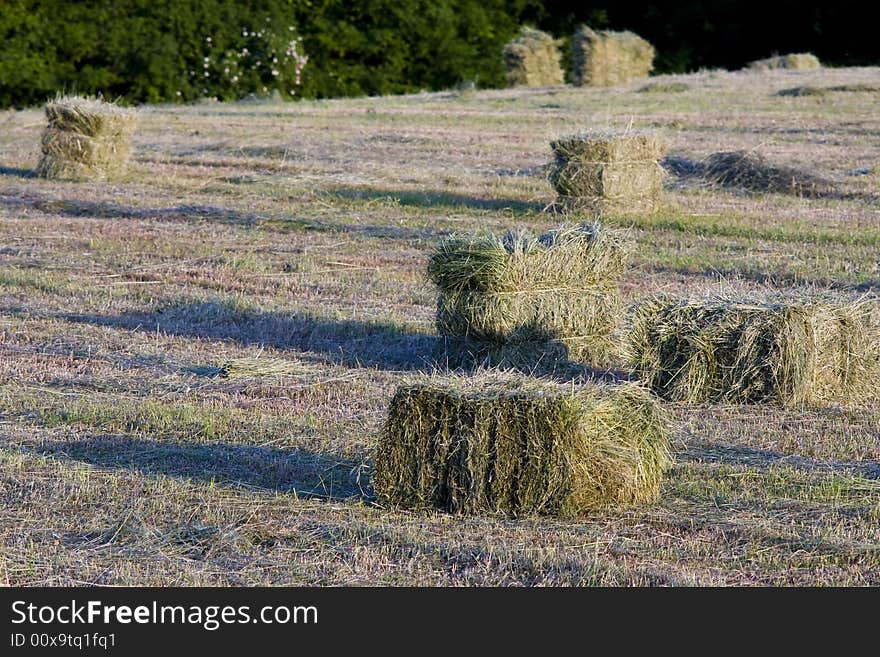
[323,187,547,214]
[32,436,369,500]
[59,300,438,371]
[0,166,35,178]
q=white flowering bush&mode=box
[186,20,308,101]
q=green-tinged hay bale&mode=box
[373,373,672,516]
[36,94,137,181]
[702,150,834,197]
[623,294,880,406]
[637,81,689,93]
[548,129,667,213]
[776,86,829,97]
[748,53,821,70]
[428,222,629,369]
[219,357,313,379]
[572,25,655,87]
[502,27,565,87]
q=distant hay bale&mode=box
[637,81,689,93]
[623,294,880,406]
[776,86,829,97]
[748,53,821,70]
[702,150,833,197]
[373,373,672,516]
[502,27,565,88]
[548,129,667,213]
[572,25,655,87]
[428,222,629,371]
[36,94,137,181]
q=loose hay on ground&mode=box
[623,293,880,406]
[428,222,629,370]
[748,53,821,70]
[702,150,834,197]
[572,25,655,87]
[502,27,565,88]
[36,94,137,181]
[548,129,667,213]
[373,372,672,516]
[637,82,689,93]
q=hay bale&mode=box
[748,53,821,70]
[428,222,629,370]
[548,129,667,213]
[572,25,655,87]
[702,150,833,197]
[502,27,565,87]
[776,86,829,97]
[637,81,689,93]
[36,95,137,181]
[623,294,880,406]
[373,373,672,516]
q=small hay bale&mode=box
[428,222,629,370]
[548,129,667,213]
[572,25,655,87]
[748,53,821,70]
[637,81,689,93]
[702,150,833,197]
[373,372,672,516]
[776,86,829,97]
[36,94,137,181]
[502,27,565,88]
[623,294,880,406]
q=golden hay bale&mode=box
[36,94,137,181]
[373,372,672,516]
[502,27,565,87]
[623,294,880,406]
[572,25,655,87]
[748,53,821,70]
[548,129,667,213]
[702,150,834,197]
[428,222,629,370]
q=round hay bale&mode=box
[572,25,655,87]
[373,372,672,516]
[502,27,565,88]
[748,53,821,70]
[622,293,880,406]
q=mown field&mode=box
[1,66,879,586]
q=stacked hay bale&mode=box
[572,26,655,87]
[502,27,565,87]
[623,294,880,406]
[36,94,137,181]
[429,222,628,371]
[373,372,671,516]
[748,53,821,70]
[548,129,667,213]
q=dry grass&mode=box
[702,150,835,197]
[1,64,880,585]
[749,53,821,70]
[374,372,671,516]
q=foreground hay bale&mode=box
[702,150,833,197]
[36,94,137,181]
[748,53,821,70]
[572,26,655,87]
[623,294,880,406]
[429,223,628,370]
[548,129,667,212]
[502,27,565,87]
[373,373,671,516]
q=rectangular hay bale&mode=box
[623,294,880,406]
[572,25,655,87]
[36,94,137,182]
[373,374,672,516]
[502,27,565,88]
[428,222,629,369]
[548,130,667,213]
